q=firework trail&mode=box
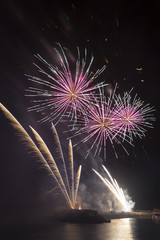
[93,165,133,211]
[0,103,82,208]
[51,123,70,194]
[74,165,82,205]
[25,44,106,124]
[68,139,74,204]
[0,104,52,171]
[0,103,72,206]
[113,90,155,142]
[29,126,72,206]
[31,126,82,208]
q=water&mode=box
[2,218,160,240]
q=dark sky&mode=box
[0,0,160,227]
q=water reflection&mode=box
[45,219,134,240]
[105,218,133,240]
[63,223,83,240]
[8,218,160,240]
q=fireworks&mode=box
[25,44,106,124]
[71,86,155,159]
[93,165,134,211]
[25,43,155,159]
[113,90,155,142]
[31,125,82,208]
[71,86,130,159]
[2,38,156,213]
[0,103,82,209]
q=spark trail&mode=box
[93,165,133,211]
[31,126,82,208]
[0,103,82,208]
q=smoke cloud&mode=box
[76,153,135,212]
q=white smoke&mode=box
[78,181,134,212]
[72,140,135,212]
[123,189,135,210]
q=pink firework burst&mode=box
[71,86,155,159]
[25,44,106,124]
[72,87,129,158]
[113,90,155,142]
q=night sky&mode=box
[0,0,160,227]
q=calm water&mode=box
[3,218,160,240]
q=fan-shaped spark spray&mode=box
[93,165,133,212]
[0,103,82,208]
